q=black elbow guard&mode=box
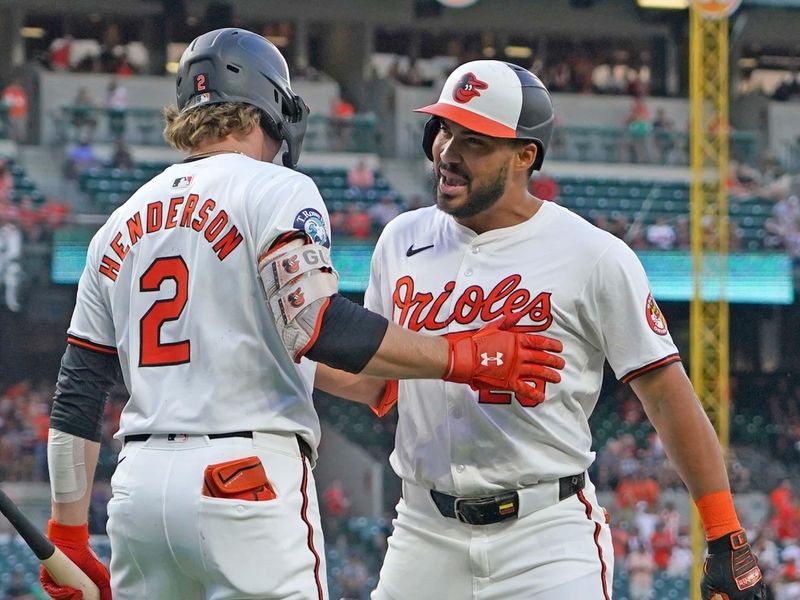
[306,294,389,373]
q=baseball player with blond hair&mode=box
[321,60,765,599]
[41,32,566,600]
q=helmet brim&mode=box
[413,103,516,138]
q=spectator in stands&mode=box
[617,473,660,511]
[15,195,43,242]
[322,479,352,537]
[64,134,99,180]
[673,215,690,250]
[727,160,762,199]
[646,216,676,250]
[0,159,14,202]
[330,94,355,150]
[529,171,560,202]
[0,210,22,312]
[625,542,656,600]
[626,221,648,249]
[1,79,29,143]
[765,186,800,253]
[652,108,676,165]
[623,95,652,163]
[659,501,680,540]
[70,86,98,139]
[116,54,135,76]
[111,139,134,170]
[343,203,372,239]
[347,160,375,190]
[778,556,800,599]
[39,198,70,231]
[49,36,73,71]
[667,534,694,577]
[106,78,128,140]
[610,214,631,240]
[339,554,369,600]
[368,194,402,231]
[402,59,423,87]
[650,520,675,571]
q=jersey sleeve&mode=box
[252,173,332,256]
[579,238,680,383]
[67,232,117,355]
[364,228,393,317]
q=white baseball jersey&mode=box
[365,201,680,496]
[68,153,332,452]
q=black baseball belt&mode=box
[429,472,586,526]
[123,431,313,461]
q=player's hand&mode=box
[701,529,766,600]
[40,520,112,600]
[444,312,564,405]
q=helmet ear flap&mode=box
[422,117,440,161]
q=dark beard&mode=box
[433,163,507,218]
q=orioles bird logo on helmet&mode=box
[282,255,300,274]
[288,288,305,308]
[453,72,488,104]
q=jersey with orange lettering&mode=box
[364,201,679,495]
[68,153,332,451]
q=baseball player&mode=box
[321,60,765,599]
[41,33,566,600]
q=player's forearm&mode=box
[360,322,448,379]
[314,363,387,406]
[51,439,100,526]
[631,363,730,499]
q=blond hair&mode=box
[162,102,263,151]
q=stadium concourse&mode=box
[0,0,799,598]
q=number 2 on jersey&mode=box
[139,256,190,367]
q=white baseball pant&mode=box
[372,476,613,600]
[107,431,327,600]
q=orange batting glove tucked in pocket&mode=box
[202,456,277,501]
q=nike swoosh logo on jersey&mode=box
[406,243,435,257]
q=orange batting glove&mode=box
[443,312,564,405]
[40,521,112,600]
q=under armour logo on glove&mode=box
[443,312,564,406]
[480,352,503,366]
[701,529,766,600]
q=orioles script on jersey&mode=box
[392,274,553,332]
[98,194,244,282]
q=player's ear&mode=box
[513,141,538,176]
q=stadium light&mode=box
[636,0,689,8]
[504,46,533,59]
[20,27,46,39]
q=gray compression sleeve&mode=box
[49,344,121,442]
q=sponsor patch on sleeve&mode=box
[293,208,330,248]
[645,292,668,336]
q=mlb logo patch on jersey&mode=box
[172,176,194,189]
[645,292,668,336]
[293,208,330,248]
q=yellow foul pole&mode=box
[689,1,740,598]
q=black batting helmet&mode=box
[176,28,309,169]
[415,60,554,171]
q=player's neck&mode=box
[188,129,277,162]
[456,193,543,235]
